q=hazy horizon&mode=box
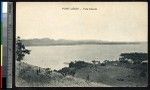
[16,2,148,42]
[19,37,147,43]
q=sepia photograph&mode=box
[15,2,148,87]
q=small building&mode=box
[141,60,148,64]
[127,59,134,64]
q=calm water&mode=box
[23,44,147,70]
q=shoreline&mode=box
[16,52,148,87]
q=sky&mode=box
[16,2,148,42]
[2,2,7,13]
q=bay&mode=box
[23,44,147,70]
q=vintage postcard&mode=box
[15,2,148,87]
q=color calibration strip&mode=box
[1,2,8,88]
[1,2,3,89]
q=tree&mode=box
[69,61,75,68]
[119,52,148,64]
[16,36,31,61]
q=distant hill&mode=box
[21,38,145,46]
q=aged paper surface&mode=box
[16,2,148,87]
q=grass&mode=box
[16,62,110,87]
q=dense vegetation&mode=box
[119,52,148,64]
